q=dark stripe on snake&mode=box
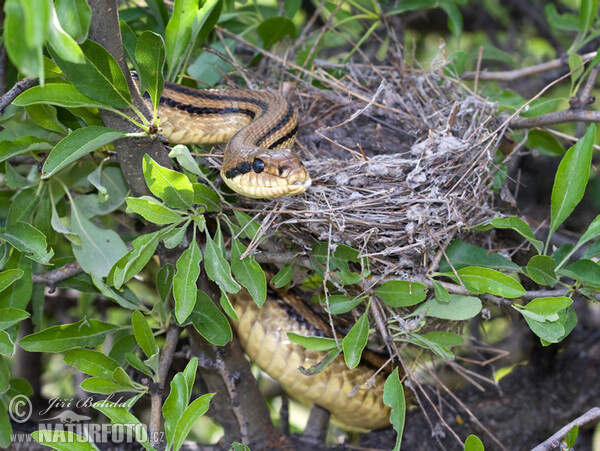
[256,103,295,146]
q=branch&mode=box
[531,407,600,451]
[32,262,83,287]
[462,51,597,81]
[510,108,600,129]
[0,78,39,115]
[87,0,172,197]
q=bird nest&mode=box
[231,63,501,279]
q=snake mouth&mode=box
[221,168,311,199]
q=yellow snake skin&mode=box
[230,290,391,431]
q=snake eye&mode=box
[252,158,265,173]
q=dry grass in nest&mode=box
[235,62,503,281]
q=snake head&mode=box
[221,149,311,199]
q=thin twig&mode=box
[531,407,600,451]
[32,262,83,286]
[511,108,600,129]
[0,78,39,115]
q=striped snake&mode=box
[154,80,391,430]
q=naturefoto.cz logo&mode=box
[9,395,152,445]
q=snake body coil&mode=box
[155,80,389,430]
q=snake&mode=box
[152,79,391,430]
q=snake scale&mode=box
[153,79,391,430]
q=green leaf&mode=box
[71,206,128,278]
[451,266,526,298]
[420,331,463,347]
[233,210,262,241]
[174,240,203,323]
[432,280,450,303]
[519,97,564,118]
[522,297,572,317]
[165,0,201,80]
[323,294,365,314]
[163,373,188,446]
[192,183,221,212]
[19,319,116,352]
[186,291,233,346]
[135,31,166,111]
[416,295,482,320]
[4,0,45,80]
[42,126,126,178]
[162,222,189,249]
[143,154,194,209]
[113,367,137,388]
[575,215,600,249]
[562,259,600,286]
[55,0,92,43]
[64,348,120,379]
[383,368,405,451]
[169,145,203,176]
[230,240,266,307]
[125,352,154,377]
[172,393,215,451]
[271,264,294,288]
[489,218,544,254]
[0,308,29,330]
[126,196,184,225]
[157,263,175,303]
[257,17,296,50]
[549,124,596,239]
[0,221,54,265]
[108,229,166,289]
[565,425,579,449]
[299,347,342,375]
[342,311,369,369]
[545,4,579,31]
[91,275,146,311]
[93,402,151,450]
[521,316,565,343]
[287,333,337,351]
[526,255,557,287]
[525,130,565,156]
[47,3,85,64]
[0,332,15,355]
[569,53,585,89]
[0,270,24,294]
[182,358,198,395]
[132,310,159,359]
[0,136,52,163]
[48,39,132,109]
[311,242,366,285]
[439,0,462,42]
[376,280,428,307]
[33,430,95,451]
[204,230,240,294]
[579,0,598,34]
[464,434,485,451]
[388,0,437,15]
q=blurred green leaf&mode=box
[520,97,565,118]
[55,0,91,43]
[464,434,484,451]
[441,239,522,271]
[271,264,294,288]
[566,425,579,449]
[47,3,85,64]
[0,308,28,330]
[257,17,296,50]
[323,294,365,314]
[64,348,120,379]
[545,4,579,31]
[562,259,600,286]
[579,0,598,35]
[525,130,565,156]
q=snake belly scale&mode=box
[153,80,390,430]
